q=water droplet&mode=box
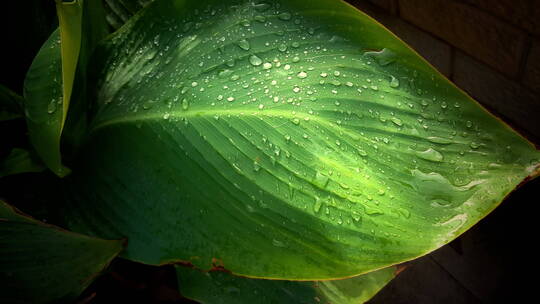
[364,48,396,66]
[427,137,453,145]
[390,76,400,88]
[191,81,198,87]
[237,39,250,51]
[163,113,170,119]
[258,104,265,110]
[249,54,263,66]
[253,161,261,172]
[278,12,291,21]
[253,3,271,11]
[470,142,480,149]
[278,44,287,52]
[272,239,286,247]
[292,56,300,63]
[181,98,189,110]
[254,15,266,22]
[297,71,307,79]
[240,19,251,27]
[292,118,300,125]
[293,86,301,93]
[291,42,300,48]
[391,117,403,127]
[314,196,323,213]
[415,148,444,162]
[262,62,273,69]
[47,99,57,114]
[320,72,328,78]
[410,169,483,207]
[183,22,193,32]
[226,59,235,67]
[227,96,235,102]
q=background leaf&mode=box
[0,148,45,178]
[176,266,396,304]
[23,28,69,176]
[23,0,112,176]
[0,200,123,304]
[102,0,155,30]
[56,0,540,280]
[55,0,83,120]
[0,84,24,121]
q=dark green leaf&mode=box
[23,0,110,176]
[62,0,111,153]
[23,28,68,176]
[0,85,24,121]
[0,200,123,304]
[176,266,396,304]
[57,0,540,279]
[0,148,45,178]
[103,0,155,29]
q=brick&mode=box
[398,0,527,78]
[365,0,398,14]
[453,51,540,142]
[458,0,540,36]
[383,19,452,77]
[524,40,540,92]
[348,1,452,76]
[368,256,481,304]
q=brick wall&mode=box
[347,0,540,143]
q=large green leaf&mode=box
[57,0,540,279]
[176,266,396,304]
[0,200,123,304]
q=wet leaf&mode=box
[56,0,540,279]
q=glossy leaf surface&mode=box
[176,266,396,304]
[0,200,123,304]
[59,0,540,279]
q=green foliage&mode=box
[0,200,123,304]
[0,85,24,121]
[2,0,539,302]
[176,266,396,304]
[0,148,45,178]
